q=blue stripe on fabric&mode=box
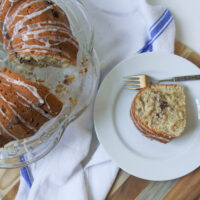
[19,156,33,188]
[140,16,173,52]
[137,9,173,53]
[139,43,153,53]
[149,16,173,46]
[150,10,172,38]
[149,9,168,31]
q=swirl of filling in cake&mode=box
[0,67,63,147]
[0,0,78,67]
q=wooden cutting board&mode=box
[1,41,200,200]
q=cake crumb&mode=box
[55,84,65,94]
[79,67,88,74]
[63,74,76,85]
[57,84,64,89]
[81,57,88,67]
[36,79,45,83]
[69,97,78,105]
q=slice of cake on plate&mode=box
[130,84,186,143]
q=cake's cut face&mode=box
[131,84,186,143]
[0,67,63,147]
[0,0,78,67]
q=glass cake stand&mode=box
[0,0,100,168]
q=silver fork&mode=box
[124,74,200,90]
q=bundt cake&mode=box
[130,84,186,143]
[0,0,78,67]
[0,67,63,147]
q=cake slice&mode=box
[130,84,186,143]
[0,67,63,147]
[0,0,78,67]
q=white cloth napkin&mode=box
[15,0,175,200]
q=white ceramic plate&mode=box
[94,52,200,181]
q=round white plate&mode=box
[94,52,200,181]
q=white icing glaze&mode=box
[0,121,18,139]
[16,91,53,119]
[1,0,8,8]
[0,108,9,120]
[0,72,58,139]
[0,72,44,104]
[14,46,71,58]
[44,93,51,110]
[1,0,78,59]
[0,93,37,131]
[11,5,54,37]
[18,100,30,108]
[2,82,11,87]
[9,0,18,2]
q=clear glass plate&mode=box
[0,0,100,168]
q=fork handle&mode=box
[174,75,200,81]
[159,75,200,82]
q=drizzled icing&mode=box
[0,108,9,120]
[0,93,37,131]
[0,72,44,104]
[44,93,51,110]
[0,0,78,61]
[16,92,53,119]
[18,100,30,108]
[0,70,56,139]
[0,121,18,139]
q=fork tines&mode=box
[124,75,147,90]
[124,75,140,79]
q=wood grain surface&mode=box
[0,169,20,200]
[1,41,200,200]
